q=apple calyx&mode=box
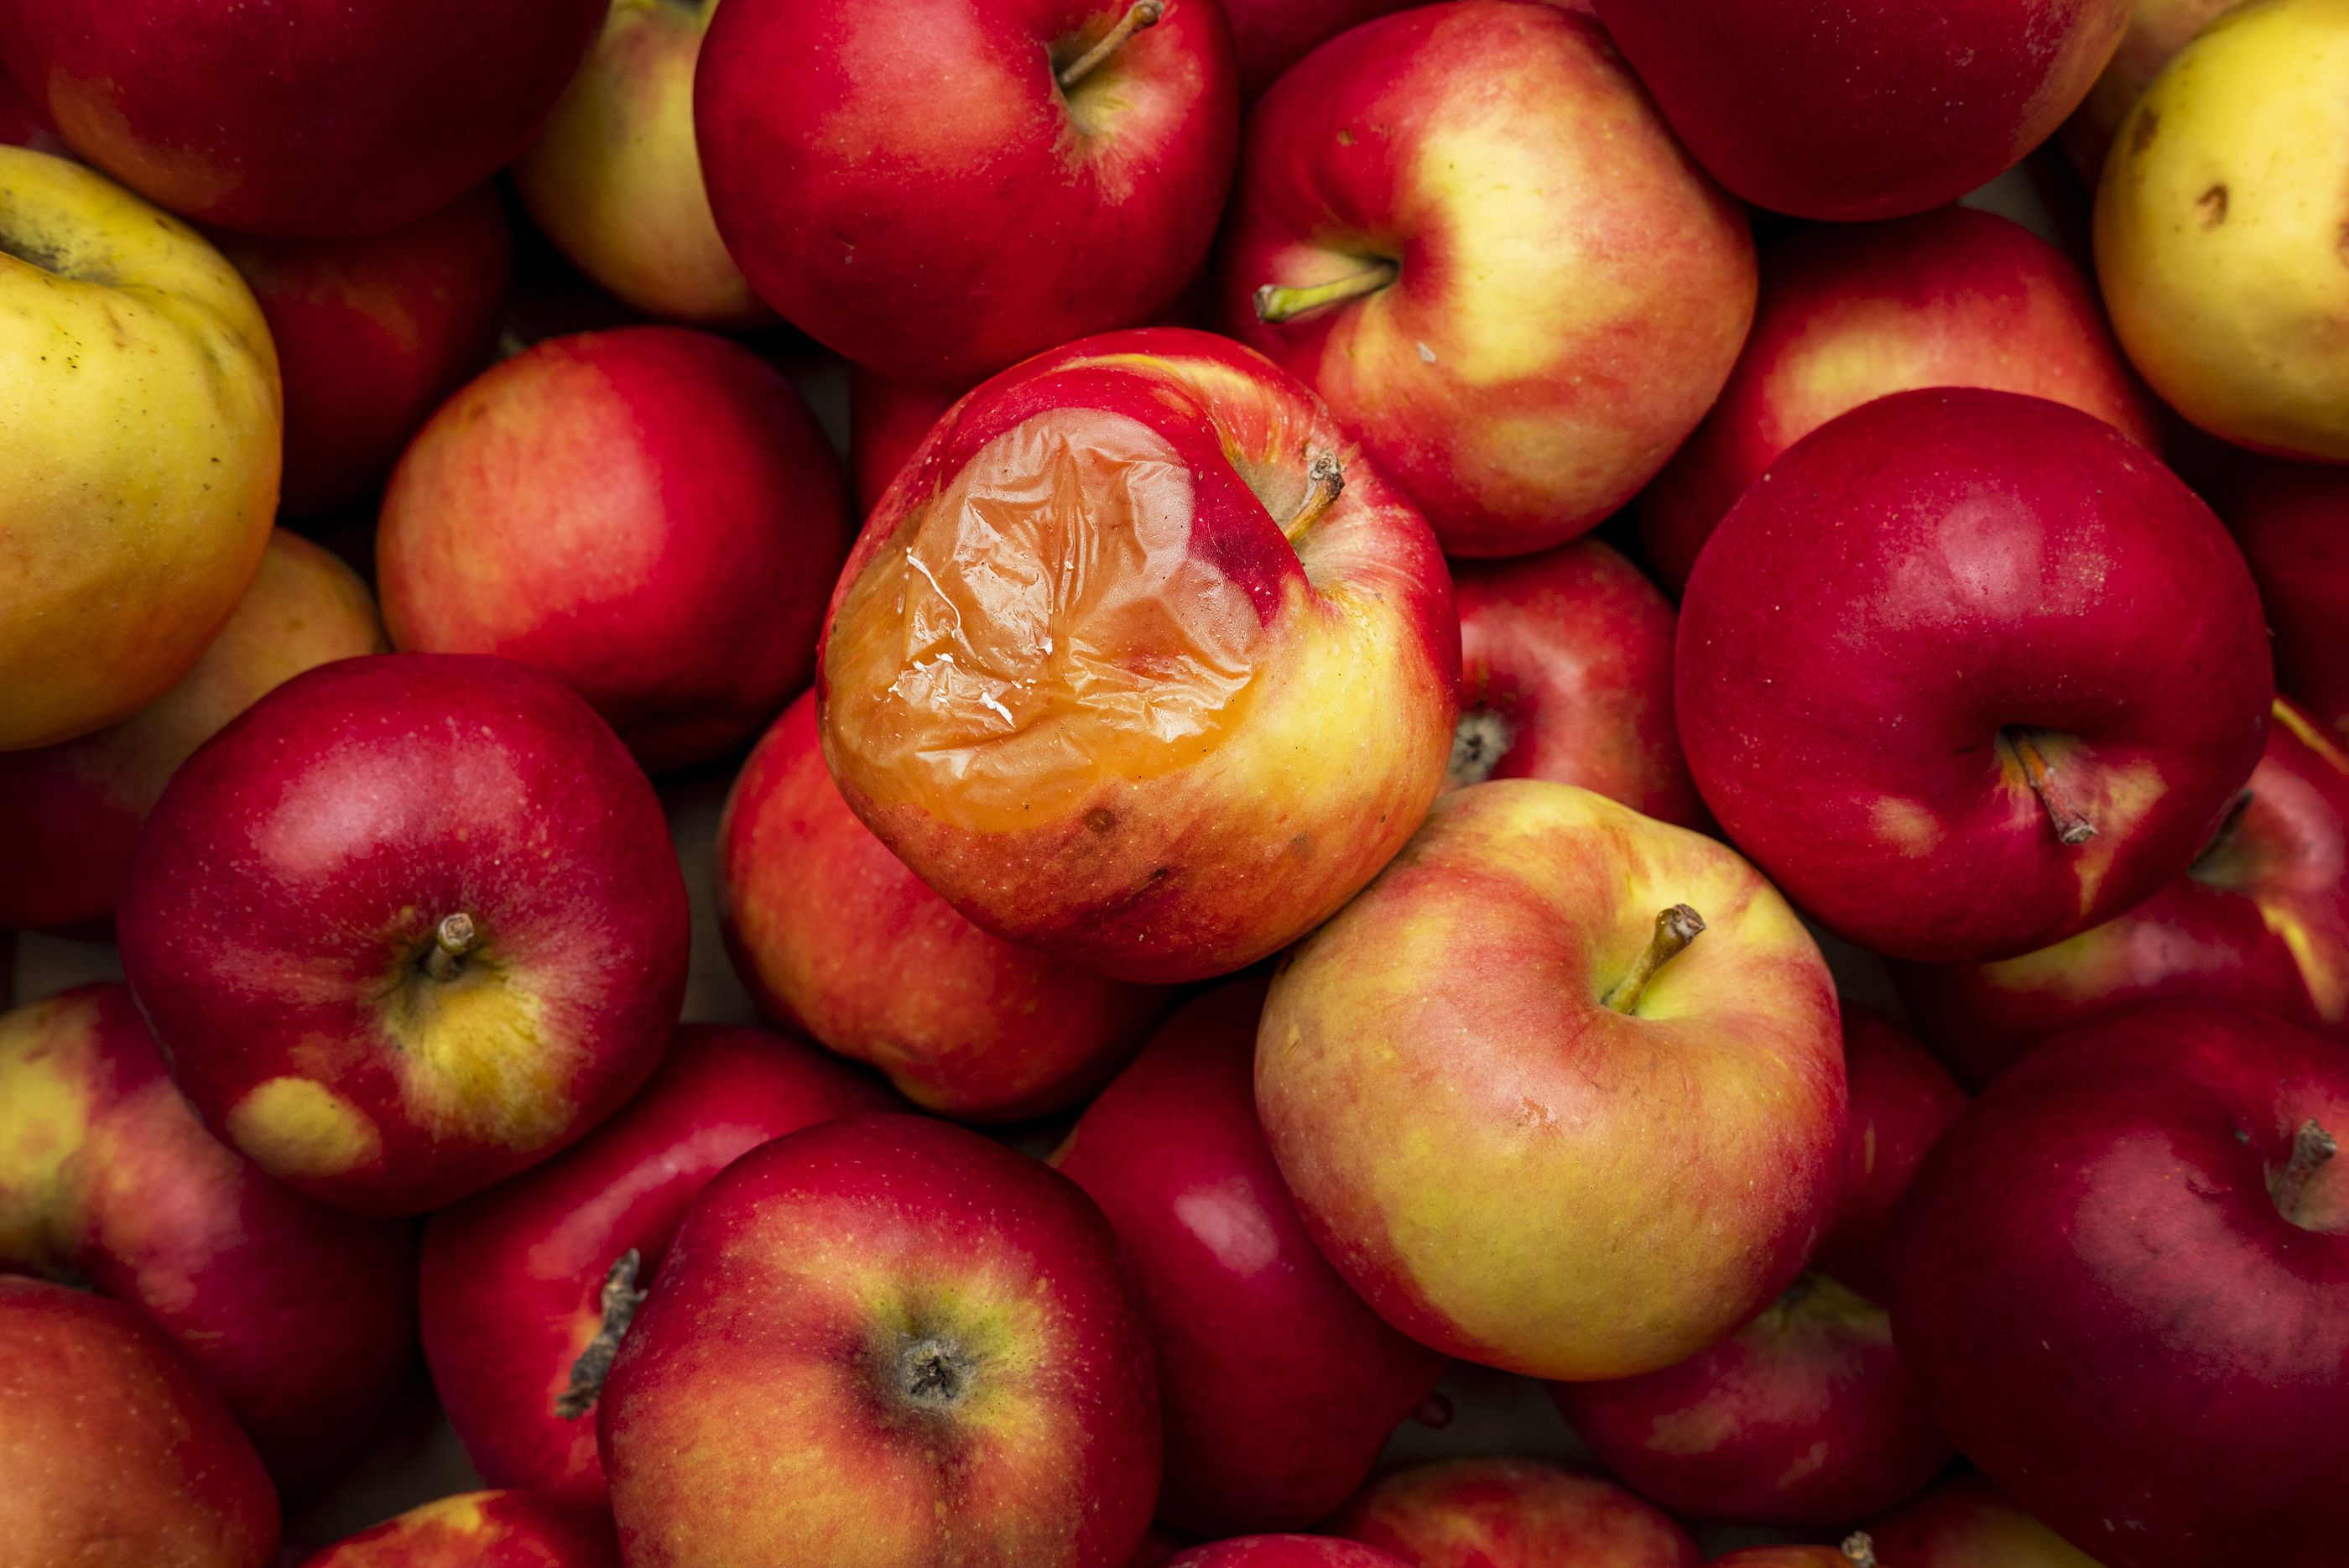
[2004,731,2097,847]
[2189,788,2258,885]
[1604,905,1706,1014]
[1253,262,1401,325]
[422,912,481,982]
[2270,1118,2340,1231]
[894,1335,978,1413]
[1284,450,1346,539]
[1056,0,1164,90]
[1841,1533,1878,1568]
[1447,708,1517,789]
[555,1250,649,1420]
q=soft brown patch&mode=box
[2197,185,2229,227]
[1083,807,1117,835]
[2130,109,2160,157]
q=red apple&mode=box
[295,1491,619,1567]
[1053,980,1446,1534]
[420,1023,893,1503]
[1818,1006,1971,1298]
[1329,1456,1701,1567]
[599,1113,1161,1568]
[1677,388,2272,965]
[0,529,384,939]
[820,327,1457,984]
[1170,1543,1408,1568]
[1216,1,1754,557]
[2221,456,2349,745]
[215,185,512,516]
[1216,0,1414,98]
[1866,1474,2107,1566]
[117,653,690,1215]
[1588,0,2133,219]
[1132,1529,1191,1567]
[1709,1544,1880,1568]
[0,1276,278,1567]
[1637,208,2161,591]
[0,62,66,155]
[1448,539,1701,827]
[695,0,1239,384]
[848,368,966,520]
[1888,1003,2349,1567]
[719,691,1171,1119]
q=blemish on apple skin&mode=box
[1417,341,1438,364]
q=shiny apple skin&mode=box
[0,1276,279,1568]
[420,1023,893,1503]
[1169,1543,1408,1568]
[1216,1,1754,557]
[1678,388,2273,966]
[1330,1456,1700,1568]
[1638,207,2160,591]
[1866,1473,2107,1566]
[1449,539,1701,827]
[1053,981,1446,1534]
[1218,0,1414,97]
[2222,456,2349,745]
[848,368,966,519]
[295,1490,620,1567]
[1818,1006,1971,1298]
[117,653,689,1215]
[600,1113,1161,1568]
[719,692,1171,1120]
[1888,1003,2349,1568]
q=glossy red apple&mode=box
[1888,1003,2349,1567]
[295,1491,620,1567]
[1819,1006,1972,1298]
[117,653,689,1215]
[1217,0,1414,97]
[1866,1473,2107,1566]
[695,0,1238,383]
[2221,456,2349,745]
[1678,388,2273,965]
[600,1114,1161,1568]
[1330,1456,1701,1567]
[848,369,966,520]
[1216,1,1753,557]
[1169,1543,1407,1568]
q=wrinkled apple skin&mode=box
[1866,1473,2107,1566]
[295,1490,620,1567]
[1330,1456,1701,1568]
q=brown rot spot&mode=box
[1084,807,1117,835]
[2196,185,2229,227]
[1288,832,1313,859]
[2130,109,2160,157]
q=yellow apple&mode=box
[2060,0,2247,177]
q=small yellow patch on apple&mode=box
[226,1076,382,1180]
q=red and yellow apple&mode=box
[1867,1474,2107,1566]
[2060,0,2248,177]
[295,1491,620,1568]
[1330,1457,1700,1568]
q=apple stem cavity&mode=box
[2271,1118,2339,1228]
[1841,1534,1878,1568]
[1604,905,1706,1014]
[1284,450,1346,539]
[896,1335,977,1412]
[1055,0,1164,90]
[1447,708,1517,789]
[1253,261,1400,325]
[2007,731,2097,847]
[555,1249,648,1421]
[422,911,480,982]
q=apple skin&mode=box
[215,185,512,517]
[1052,980,1447,1534]
[1217,0,1414,98]
[719,692,1171,1119]
[1866,1473,2107,1566]
[1169,1544,1408,1568]
[0,1276,279,1568]
[1258,779,1846,1381]
[0,0,603,237]
[117,653,690,1216]
[295,1491,620,1568]
[1216,1,1754,558]
[1131,1530,1190,1567]
[820,327,1458,985]
[1329,1456,1701,1568]
[1678,388,2273,966]
[1448,539,1702,828]
[2058,0,2247,179]
[1636,208,2161,591]
[848,368,966,519]
[420,1023,894,1504]
[1706,1550,1862,1568]
[1818,1006,1972,1299]
[695,0,1239,384]
[599,1113,1162,1568]
[378,327,852,774]
[1589,0,2131,220]
[2221,456,2349,745]
[1888,1003,2349,1568]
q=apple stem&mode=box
[1841,1533,1878,1568]
[1055,0,1163,89]
[2008,732,2097,847]
[555,1250,648,1421]
[1604,905,1706,1014]
[422,912,478,982]
[2272,1118,2338,1225]
[1254,261,1400,325]
[1284,450,1346,539]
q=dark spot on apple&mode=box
[1448,708,1517,789]
[2130,109,2160,157]
[1337,128,1357,147]
[1084,806,1117,835]
[1288,832,1312,858]
[894,1335,976,1412]
[2197,185,2229,227]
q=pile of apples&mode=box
[4,0,2346,1565]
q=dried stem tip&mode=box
[1605,905,1705,1014]
[556,1250,648,1420]
[423,912,479,982]
[2272,1118,2338,1226]
[2009,732,2097,846]
[1285,450,1346,538]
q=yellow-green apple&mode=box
[1449,539,1701,827]
[2221,457,2349,744]
[419,1022,893,1502]
[0,531,384,938]
[513,0,766,326]
[598,1113,1161,1568]
[0,0,603,237]
[1590,0,2131,219]
[1171,1544,1408,1568]
[848,368,966,518]
[116,654,690,1215]
[695,0,1238,383]
[1867,1474,2107,1566]
[1052,981,1446,1534]
[1216,1,1754,557]
[1888,1003,2349,1567]
[295,1491,620,1567]
[0,146,279,751]
[820,327,1457,984]
[1329,1456,1701,1567]
[216,185,512,516]
[378,327,851,773]
[0,984,417,1489]
[2060,0,2248,178]
[0,1276,278,1568]
[719,692,1171,1119]
[1257,779,1846,1379]
[1637,208,2160,590]
[1710,1543,1880,1568]
[1677,388,2272,965]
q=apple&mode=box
[1888,1002,2349,1567]
[295,1491,620,1567]
[1169,1544,1407,1568]
[2221,456,2349,744]
[719,692,1171,1119]
[2060,0,2247,179]
[1589,0,2131,219]
[1709,1543,1879,1568]
[821,327,1457,984]
[1636,207,2161,591]
[1215,1,1754,558]
[216,185,512,516]
[1258,779,1845,1380]
[1329,1456,1700,1567]
[1052,980,1447,1533]
[1448,539,1702,828]
[1867,1474,2107,1566]
[0,146,279,752]
[1894,699,2349,1086]
[695,0,1239,384]
[1217,0,1415,98]
[420,1021,893,1503]
[117,653,690,1215]
[0,1276,278,1568]
[599,1113,1161,1568]
[1677,388,2272,966]
[0,0,603,237]
[378,326,852,773]
[848,369,966,519]
[0,60,66,154]
[1818,1006,1972,1298]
